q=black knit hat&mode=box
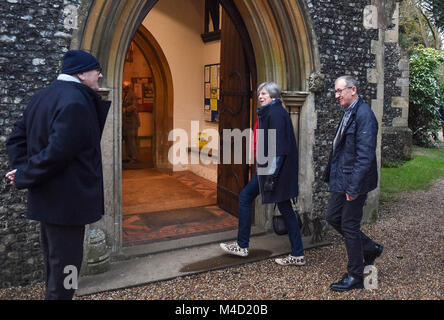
[61,50,101,75]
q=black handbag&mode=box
[272,203,303,235]
[272,215,288,235]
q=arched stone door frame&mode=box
[132,25,174,171]
[71,0,319,254]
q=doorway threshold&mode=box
[77,231,330,297]
[117,226,265,261]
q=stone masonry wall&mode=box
[383,43,402,127]
[305,0,408,227]
[381,42,412,164]
[0,0,79,288]
[305,0,379,224]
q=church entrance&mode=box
[75,0,314,255]
[120,0,256,247]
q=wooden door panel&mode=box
[217,9,251,217]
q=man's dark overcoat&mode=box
[323,97,378,198]
[256,99,299,204]
[6,80,111,225]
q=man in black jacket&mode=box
[323,75,383,291]
[5,50,111,299]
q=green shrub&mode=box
[408,46,444,147]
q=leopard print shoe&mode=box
[220,242,249,257]
[275,255,306,266]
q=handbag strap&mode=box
[273,203,280,216]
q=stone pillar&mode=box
[281,91,325,243]
[82,227,110,275]
[361,1,412,223]
[363,2,386,223]
[81,87,112,275]
[382,51,412,163]
[367,1,412,166]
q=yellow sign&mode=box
[210,99,217,111]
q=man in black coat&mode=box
[323,75,383,291]
[5,50,111,299]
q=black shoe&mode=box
[330,274,364,292]
[364,244,384,266]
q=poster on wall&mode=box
[204,63,219,122]
[132,77,154,112]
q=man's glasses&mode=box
[335,87,352,95]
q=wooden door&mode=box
[217,8,254,216]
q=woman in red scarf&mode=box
[220,82,305,266]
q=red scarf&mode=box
[253,120,258,160]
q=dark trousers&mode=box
[325,192,377,278]
[238,173,304,256]
[40,222,85,300]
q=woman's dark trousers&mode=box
[237,173,304,256]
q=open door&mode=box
[217,7,255,216]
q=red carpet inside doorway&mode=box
[122,205,238,246]
[122,169,238,246]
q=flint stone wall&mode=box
[0,0,80,288]
[305,0,379,224]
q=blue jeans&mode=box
[237,173,304,256]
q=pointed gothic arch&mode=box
[71,0,318,254]
[131,25,174,171]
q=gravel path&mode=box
[1,177,443,300]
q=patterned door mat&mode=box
[123,205,238,246]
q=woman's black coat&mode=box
[6,80,111,226]
[256,99,299,204]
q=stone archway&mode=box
[72,0,162,253]
[71,0,318,255]
[233,0,317,90]
[132,25,174,171]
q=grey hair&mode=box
[257,82,282,99]
[335,75,359,91]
